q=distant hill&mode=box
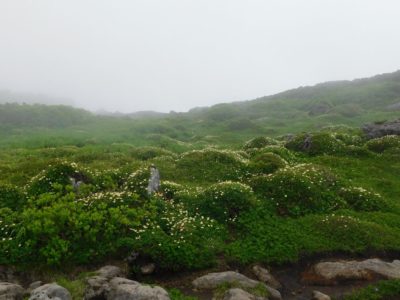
[0,70,399,148]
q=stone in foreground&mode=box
[304,259,400,285]
[222,288,267,300]
[29,283,71,300]
[0,282,25,300]
[252,265,281,290]
[192,271,260,289]
[108,277,170,300]
[312,290,331,300]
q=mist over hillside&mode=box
[0,70,399,149]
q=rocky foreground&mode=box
[1,258,400,300]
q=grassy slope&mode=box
[1,70,400,149]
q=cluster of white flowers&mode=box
[79,191,137,207]
[131,200,218,247]
[320,214,360,229]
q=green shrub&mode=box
[1,191,152,266]
[123,167,151,198]
[176,149,248,183]
[131,147,176,161]
[160,181,182,200]
[132,199,226,271]
[198,181,256,223]
[243,137,278,150]
[248,153,287,175]
[343,279,400,300]
[249,164,346,217]
[0,184,26,210]
[310,213,400,253]
[26,161,92,196]
[365,135,400,153]
[285,133,345,155]
[226,208,306,264]
[339,187,388,212]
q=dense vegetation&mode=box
[0,71,400,298]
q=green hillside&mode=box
[1,71,400,149]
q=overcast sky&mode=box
[1,0,400,113]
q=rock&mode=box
[0,282,25,300]
[84,276,110,300]
[362,119,400,139]
[304,259,400,285]
[108,277,170,300]
[252,265,281,290]
[192,271,260,290]
[96,265,123,279]
[265,286,282,300]
[312,290,331,300]
[140,263,156,275]
[222,288,267,300]
[29,283,71,300]
[28,282,43,294]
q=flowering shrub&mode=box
[26,161,93,196]
[339,187,387,212]
[243,137,278,150]
[250,164,346,217]
[1,191,152,266]
[131,147,176,161]
[285,133,346,155]
[365,135,400,153]
[0,184,26,210]
[123,167,150,198]
[313,213,400,252]
[160,181,182,200]
[177,149,249,182]
[249,153,287,175]
[198,181,256,223]
[131,199,226,270]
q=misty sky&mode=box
[1,0,400,113]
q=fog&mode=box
[1,0,400,113]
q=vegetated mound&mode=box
[176,148,248,182]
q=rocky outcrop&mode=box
[252,265,281,290]
[192,271,281,300]
[108,277,170,300]
[29,283,71,300]
[362,119,400,139]
[222,288,267,300]
[303,259,400,285]
[193,271,260,290]
[0,282,25,300]
[312,290,331,300]
[84,266,169,300]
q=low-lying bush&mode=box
[197,181,256,223]
[250,164,345,217]
[365,135,400,153]
[285,133,345,155]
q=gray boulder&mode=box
[29,283,71,300]
[222,288,267,300]
[192,271,260,290]
[193,271,281,300]
[108,277,170,300]
[96,265,123,279]
[0,282,25,300]
[85,276,110,300]
[305,259,400,285]
[252,265,281,290]
[312,290,331,300]
[362,119,400,138]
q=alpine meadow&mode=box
[1,70,400,299]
